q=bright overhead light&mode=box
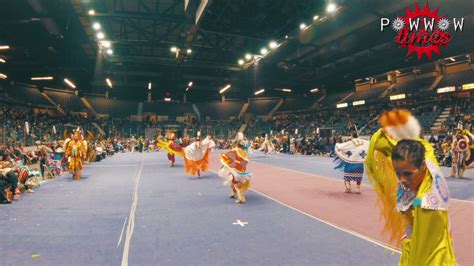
[219,84,231,94]
[310,88,319,93]
[269,41,278,49]
[64,78,76,89]
[88,9,95,16]
[448,57,456,62]
[327,3,337,13]
[170,46,178,53]
[260,48,268,55]
[187,48,192,54]
[106,49,113,55]
[164,97,171,102]
[238,59,244,65]
[188,81,193,87]
[285,35,289,39]
[282,88,292,92]
[106,78,112,88]
[299,23,307,30]
[254,89,265,95]
[97,32,105,39]
[313,15,320,21]
[245,54,252,60]
[101,40,111,48]
[148,82,152,90]
[186,87,190,92]
[0,58,5,63]
[0,73,7,79]
[31,76,54,80]
[92,22,101,30]
[0,45,10,50]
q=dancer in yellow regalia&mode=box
[365,109,455,265]
[65,128,87,180]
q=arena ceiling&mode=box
[0,0,473,102]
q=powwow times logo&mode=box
[380,2,465,60]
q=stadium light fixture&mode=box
[245,54,252,60]
[313,15,320,21]
[299,23,307,30]
[260,48,268,55]
[0,45,10,50]
[106,49,113,55]
[448,57,456,62]
[336,103,348,108]
[92,22,101,30]
[327,3,337,13]
[282,89,292,92]
[164,97,171,102]
[188,81,193,87]
[285,35,289,39]
[390,93,406,100]
[170,46,178,53]
[0,58,5,63]
[31,76,54,80]
[64,78,76,89]
[88,9,95,16]
[254,89,265,95]
[97,32,105,39]
[269,41,278,49]
[148,82,152,90]
[187,48,192,54]
[106,78,112,88]
[186,87,190,92]
[238,59,244,65]
[310,88,319,93]
[353,100,365,106]
[0,73,7,79]
[219,84,231,94]
[101,40,111,48]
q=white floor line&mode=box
[117,217,128,248]
[121,155,145,266]
[87,164,139,168]
[209,170,400,254]
[250,160,474,204]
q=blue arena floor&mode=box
[0,152,403,265]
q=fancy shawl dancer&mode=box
[365,109,455,265]
[450,126,472,178]
[219,133,252,204]
[64,127,87,180]
[258,134,275,156]
[183,133,215,177]
[333,131,369,194]
[157,133,184,167]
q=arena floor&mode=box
[1,151,472,265]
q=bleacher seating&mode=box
[45,90,85,112]
[196,101,244,120]
[88,97,138,118]
[319,92,351,107]
[345,86,388,102]
[278,97,315,112]
[247,98,279,116]
[143,102,194,117]
[437,69,474,88]
[5,86,52,107]
[390,76,436,95]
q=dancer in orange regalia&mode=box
[64,128,87,180]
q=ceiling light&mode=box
[219,84,231,94]
[88,9,95,16]
[187,48,192,54]
[0,58,5,63]
[31,76,54,80]
[269,41,278,49]
[313,15,320,21]
[0,45,10,50]
[282,88,292,92]
[170,46,178,53]
[285,35,289,39]
[64,78,76,89]
[97,32,105,39]
[106,78,112,88]
[327,3,337,13]
[245,54,252,60]
[310,88,319,93]
[0,73,7,79]
[448,57,456,62]
[92,22,101,30]
[254,89,265,95]
[106,49,113,55]
[164,97,171,102]
[299,23,307,30]
[260,48,268,55]
[101,40,111,48]
[148,82,152,90]
[188,81,193,87]
[238,59,244,65]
